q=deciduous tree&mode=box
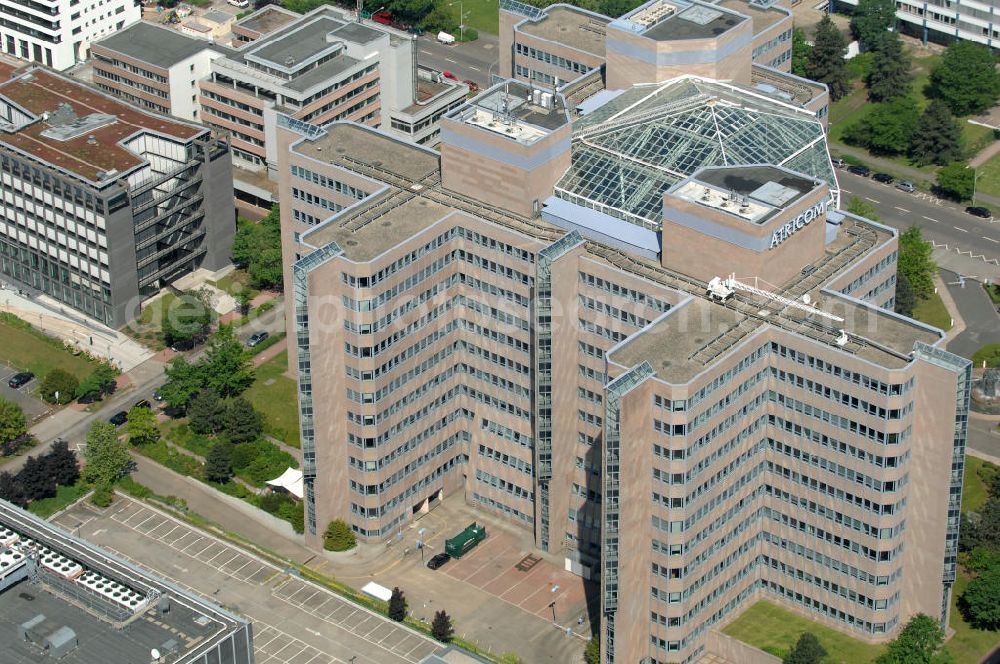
[202,325,255,398]
[961,563,1000,630]
[874,613,953,664]
[585,634,600,664]
[44,439,79,487]
[897,226,937,299]
[784,632,827,664]
[76,363,118,401]
[323,519,357,551]
[163,290,213,345]
[843,97,919,155]
[0,471,26,506]
[791,27,812,78]
[0,396,26,445]
[847,196,880,221]
[39,368,78,405]
[160,357,204,410]
[82,421,132,486]
[929,40,1000,116]
[17,454,55,501]
[936,161,975,201]
[126,407,159,445]
[807,16,850,101]
[851,0,897,50]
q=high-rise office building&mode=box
[276,2,969,660]
[0,65,234,327]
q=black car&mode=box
[966,206,992,219]
[170,339,195,352]
[152,389,164,402]
[847,165,871,177]
[109,411,128,427]
[427,553,451,570]
[247,331,269,348]
[7,372,33,389]
[134,399,151,410]
[872,172,894,184]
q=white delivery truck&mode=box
[437,31,456,44]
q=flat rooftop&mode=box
[93,21,234,67]
[234,5,298,35]
[0,581,223,664]
[518,5,609,56]
[715,0,787,34]
[751,65,827,106]
[295,122,439,183]
[680,165,819,222]
[248,15,346,68]
[643,4,747,40]
[0,68,204,184]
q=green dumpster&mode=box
[445,522,487,558]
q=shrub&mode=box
[387,587,407,621]
[323,518,357,551]
[39,369,79,404]
[91,482,114,507]
[431,610,454,642]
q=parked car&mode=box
[442,71,458,80]
[407,26,424,35]
[896,181,915,193]
[427,553,451,570]
[847,165,871,177]
[109,411,128,427]
[247,331,269,348]
[372,10,392,24]
[966,206,992,219]
[7,371,33,389]
[153,389,164,402]
[228,0,249,6]
[831,157,846,169]
[872,172,894,184]
[134,399,151,410]
[170,339,195,352]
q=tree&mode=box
[807,16,850,101]
[163,290,213,345]
[936,161,975,201]
[0,396,26,445]
[584,634,600,664]
[387,0,433,24]
[791,27,812,78]
[204,442,234,483]
[82,421,132,486]
[235,290,252,316]
[232,207,284,291]
[431,609,454,642]
[421,4,457,32]
[866,32,911,102]
[847,196,880,221]
[17,454,55,501]
[843,97,919,155]
[894,271,917,317]
[0,470,26,506]
[44,439,79,487]
[929,41,1000,116]
[76,363,119,401]
[961,563,1000,629]
[323,519,357,551]
[874,613,953,664]
[39,368,78,405]
[784,632,827,664]
[977,496,1000,550]
[224,398,263,444]
[387,587,407,621]
[189,389,226,436]
[897,227,937,300]
[202,325,255,398]
[160,356,205,411]
[910,100,964,166]
[126,407,159,445]
[851,0,897,51]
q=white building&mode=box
[836,0,1000,48]
[0,0,140,70]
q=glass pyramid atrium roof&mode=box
[555,77,838,230]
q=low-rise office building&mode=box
[0,0,140,70]
[0,500,254,663]
[277,70,967,663]
[0,66,234,327]
[836,0,1000,49]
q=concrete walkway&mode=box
[970,133,1000,168]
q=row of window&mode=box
[514,42,590,75]
[475,469,533,500]
[290,164,369,201]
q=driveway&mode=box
[942,270,1000,360]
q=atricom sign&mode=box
[769,201,827,249]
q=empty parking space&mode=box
[52,497,440,664]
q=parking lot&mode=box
[0,365,49,422]
[51,496,441,664]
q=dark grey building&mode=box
[0,66,234,327]
[0,499,254,663]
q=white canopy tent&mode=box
[265,467,304,499]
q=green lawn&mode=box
[963,456,997,517]
[972,343,1000,368]
[912,292,953,331]
[27,481,91,518]
[948,569,1000,663]
[0,314,97,380]
[243,350,300,448]
[973,148,1000,200]
[722,600,885,663]
[124,291,178,350]
[984,283,1000,306]
[210,269,258,299]
[446,0,499,36]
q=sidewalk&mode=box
[934,274,966,345]
[970,134,1000,168]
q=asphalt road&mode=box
[837,170,1000,266]
[415,32,500,87]
[942,269,1000,360]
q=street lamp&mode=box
[448,1,467,41]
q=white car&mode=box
[228,0,249,7]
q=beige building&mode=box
[276,20,967,663]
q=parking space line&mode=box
[231,559,255,577]
[132,514,159,530]
[157,525,182,541]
